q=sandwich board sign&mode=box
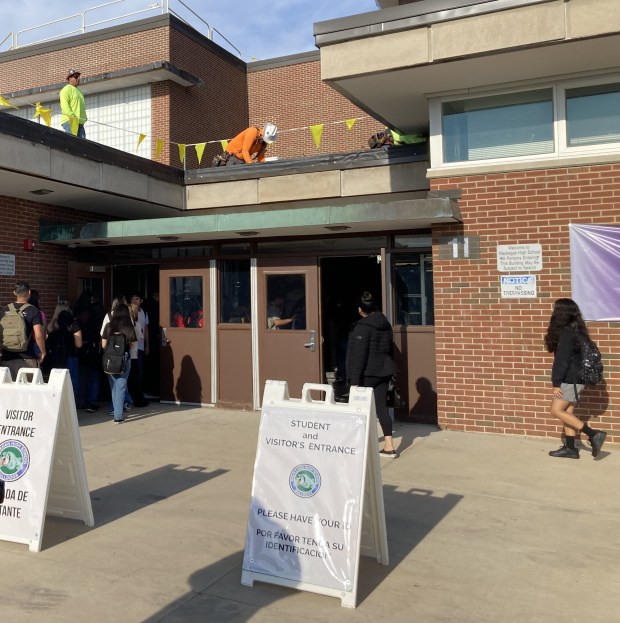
[242,380,388,608]
[0,367,94,552]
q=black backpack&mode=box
[577,338,603,385]
[102,333,127,375]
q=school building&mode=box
[0,0,618,444]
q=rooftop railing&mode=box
[1,0,242,58]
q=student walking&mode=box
[544,298,607,459]
[346,291,398,458]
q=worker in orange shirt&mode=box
[222,122,278,165]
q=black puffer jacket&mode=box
[346,312,397,385]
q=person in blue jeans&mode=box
[101,304,136,423]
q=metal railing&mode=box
[1,0,244,58]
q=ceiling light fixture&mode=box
[324,225,351,231]
[90,240,110,246]
[157,235,180,242]
[236,231,259,237]
[30,189,54,195]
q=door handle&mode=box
[161,327,170,346]
[303,330,316,352]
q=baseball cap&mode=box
[67,69,81,79]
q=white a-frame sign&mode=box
[0,368,94,552]
[242,381,389,608]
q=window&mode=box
[266,274,306,330]
[220,260,251,323]
[9,85,152,158]
[169,277,203,328]
[434,76,620,167]
[393,253,434,326]
[566,83,620,147]
[442,89,554,162]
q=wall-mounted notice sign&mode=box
[501,275,537,298]
[0,368,94,552]
[242,381,388,608]
[0,254,15,277]
[497,244,542,272]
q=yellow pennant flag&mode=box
[33,102,52,127]
[70,115,79,136]
[220,140,228,152]
[195,142,206,165]
[136,134,146,150]
[155,138,164,160]
[345,118,357,130]
[310,124,324,149]
[0,96,18,109]
[178,143,186,164]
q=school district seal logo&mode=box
[0,439,30,482]
[289,464,321,498]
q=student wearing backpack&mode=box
[101,304,136,424]
[0,280,46,380]
[544,298,607,459]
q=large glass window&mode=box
[9,85,152,158]
[220,259,251,323]
[169,277,203,328]
[394,254,434,326]
[566,83,620,147]
[442,89,554,162]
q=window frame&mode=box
[430,73,620,169]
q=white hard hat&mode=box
[262,122,278,144]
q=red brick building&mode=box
[1,0,618,449]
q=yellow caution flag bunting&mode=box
[345,118,356,130]
[220,140,228,152]
[33,102,52,127]
[195,142,206,165]
[155,138,164,160]
[0,96,18,109]
[178,143,186,164]
[310,124,324,149]
[137,133,146,150]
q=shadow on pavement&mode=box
[142,484,462,620]
[42,463,227,549]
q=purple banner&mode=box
[570,224,620,321]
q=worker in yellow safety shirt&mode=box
[60,69,88,139]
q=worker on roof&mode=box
[60,69,88,139]
[221,122,278,165]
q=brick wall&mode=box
[248,59,384,160]
[168,29,248,169]
[0,195,97,311]
[0,28,169,93]
[431,163,620,443]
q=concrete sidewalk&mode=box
[2,404,619,622]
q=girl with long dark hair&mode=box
[101,303,136,423]
[544,298,606,459]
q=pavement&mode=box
[2,402,619,623]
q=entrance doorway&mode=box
[320,256,382,391]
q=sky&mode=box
[2,0,380,61]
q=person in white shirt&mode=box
[130,293,149,406]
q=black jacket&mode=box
[346,312,397,385]
[551,329,580,387]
